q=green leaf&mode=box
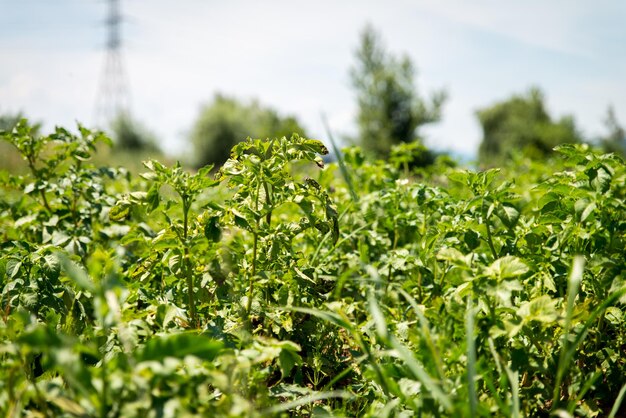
[575,199,596,222]
[588,165,611,193]
[43,253,61,280]
[554,143,585,158]
[368,291,388,339]
[464,229,480,250]
[17,325,62,348]
[609,384,626,418]
[146,184,160,212]
[23,182,36,194]
[167,252,183,276]
[50,397,88,416]
[496,203,520,229]
[288,307,354,331]
[14,213,38,228]
[204,216,221,242]
[388,335,453,412]
[517,295,558,323]
[485,256,529,280]
[437,247,471,268]
[109,201,131,221]
[60,255,96,292]
[232,209,252,230]
[6,258,22,279]
[448,170,471,186]
[51,230,71,247]
[137,333,223,362]
[604,307,623,325]
[278,344,302,379]
[263,391,351,414]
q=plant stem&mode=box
[20,354,52,418]
[98,286,109,418]
[25,155,52,212]
[247,229,258,322]
[386,220,399,293]
[262,181,272,227]
[182,199,197,328]
[483,198,498,259]
[247,179,263,325]
[100,344,108,418]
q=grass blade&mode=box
[321,112,359,203]
[608,383,626,418]
[262,390,352,414]
[488,338,520,418]
[388,336,454,413]
[288,305,391,396]
[465,297,478,417]
[552,256,585,408]
[397,287,446,381]
[507,367,520,418]
[367,292,453,412]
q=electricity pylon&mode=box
[94,0,129,127]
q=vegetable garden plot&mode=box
[1,121,625,417]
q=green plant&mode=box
[1,120,625,417]
[111,160,220,327]
[217,135,338,330]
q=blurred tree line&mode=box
[0,111,161,173]
[185,24,624,169]
[476,88,582,164]
[600,106,626,157]
[2,25,625,171]
[476,92,625,165]
[189,95,306,168]
[109,111,159,153]
[0,112,39,133]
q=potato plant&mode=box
[1,120,625,417]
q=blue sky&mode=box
[1,0,625,159]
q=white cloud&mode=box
[415,0,590,57]
[0,73,41,103]
[0,48,100,128]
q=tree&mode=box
[0,112,42,172]
[189,94,307,168]
[599,105,626,158]
[477,88,581,164]
[350,24,446,159]
[109,111,159,152]
[0,112,41,134]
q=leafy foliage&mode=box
[1,121,626,417]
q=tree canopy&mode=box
[189,94,307,168]
[350,25,446,159]
[0,112,40,134]
[599,105,626,158]
[477,88,581,164]
[109,111,159,152]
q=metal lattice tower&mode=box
[94,0,129,127]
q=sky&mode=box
[1,0,625,159]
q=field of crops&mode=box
[1,121,625,417]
